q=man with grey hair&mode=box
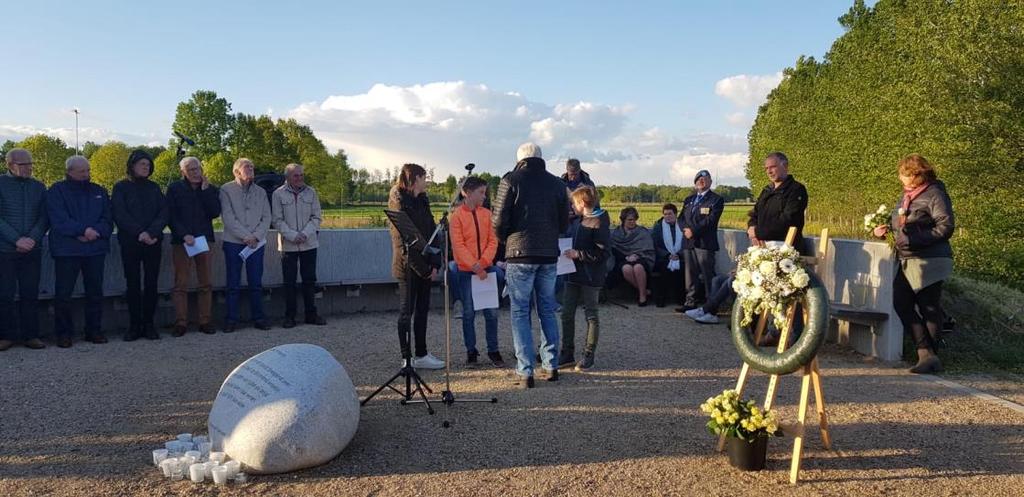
[166,156,221,336]
[493,142,569,388]
[219,158,272,332]
[0,148,49,350]
[747,152,808,251]
[46,155,113,347]
[271,163,326,328]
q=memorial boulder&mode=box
[208,344,359,474]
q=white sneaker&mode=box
[684,308,703,320]
[695,310,720,324]
[412,353,445,370]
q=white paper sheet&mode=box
[557,237,576,275]
[470,272,500,310]
[239,239,266,260]
[184,235,209,258]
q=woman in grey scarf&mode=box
[873,154,954,374]
[611,207,656,306]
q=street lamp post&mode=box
[72,108,80,154]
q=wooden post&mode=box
[789,364,813,484]
[810,358,831,450]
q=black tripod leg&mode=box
[361,369,407,406]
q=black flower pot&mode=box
[726,435,768,471]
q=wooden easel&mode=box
[716,227,833,484]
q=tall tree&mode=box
[172,90,235,160]
[16,134,73,186]
[89,141,132,190]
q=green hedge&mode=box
[748,0,1024,287]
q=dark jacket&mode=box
[0,173,48,253]
[651,217,683,268]
[166,179,221,244]
[46,178,113,257]
[748,175,808,253]
[112,167,167,246]
[566,209,611,287]
[893,180,954,260]
[682,189,725,251]
[561,169,596,192]
[492,157,569,264]
[388,185,438,279]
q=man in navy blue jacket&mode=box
[47,156,113,348]
[679,170,725,311]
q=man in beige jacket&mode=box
[272,163,326,328]
[219,158,272,332]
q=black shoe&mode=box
[675,304,697,313]
[223,323,237,334]
[575,352,595,371]
[637,299,649,307]
[199,324,215,335]
[282,317,297,329]
[487,351,505,367]
[305,314,327,326]
[517,376,535,389]
[172,325,187,337]
[143,325,160,340]
[0,339,13,351]
[656,301,666,308]
[558,352,575,367]
[57,337,73,348]
[467,350,479,364]
[23,338,46,349]
[543,370,559,382]
[254,320,272,331]
[123,328,140,342]
[88,335,108,344]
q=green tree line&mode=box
[748,0,1024,287]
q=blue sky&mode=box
[1,1,866,186]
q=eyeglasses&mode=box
[13,162,34,166]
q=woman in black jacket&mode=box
[873,154,954,374]
[559,186,610,371]
[388,163,444,370]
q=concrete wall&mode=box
[714,229,902,361]
[22,228,903,360]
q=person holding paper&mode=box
[271,163,326,329]
[450,176,504,367]
[219,158,272,333]
[46,156,113,348]
[166,156,221,336]
[559,186,610,371]
[112,150,167,341]
[492,143,569,388]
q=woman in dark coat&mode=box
[388,163,444,369]
[873,154,954,374]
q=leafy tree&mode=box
[82,141,102,159]
[89,141,131,190]
[173,90,235,159]
[152,149,181,188]
[16,134,73,186]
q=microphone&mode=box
[465,163,475,173]
[174,131,196,146]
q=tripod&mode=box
[404,189,498,428]
[361,211,439,414]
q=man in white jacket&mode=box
[272,163,326,328]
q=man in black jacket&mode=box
[112,150,168,341]
[747,152,808,251]
[492,143,568,388]
[681,170,725,310]
[166,157,221,336]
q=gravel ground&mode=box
[1,304,1022,496]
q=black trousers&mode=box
[0,250,42,341]
[283,249,318,318]
[121,242,162,331]
[397,273,431,359]
[893,267,944,351]
[54,255,106,339]
[684,248,716,306]
[653,260,684,306]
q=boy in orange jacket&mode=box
[450,177,505,366]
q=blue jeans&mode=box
[223,241,266,324]
[455,266,504,354]
[505,263,559,377]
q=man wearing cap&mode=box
[679,169,724,312]
[0,149,49,351]
[112,149,168,341]
[493,142,569,388]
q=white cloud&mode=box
[714,72,783,107]
[288,81,751,186]
[0,124,163,148]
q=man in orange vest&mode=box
[450,176,505,367]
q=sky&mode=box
[0,1,865,187]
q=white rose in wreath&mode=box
[749,287,764,301]
[779,258,796,274]
[751,271,763,286]
[758,260,776,276]
[736,269,751,284]
[790,269,810,288]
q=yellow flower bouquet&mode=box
[699,389,780,441]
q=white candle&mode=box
[203,461,217,478]
[211,466,229,485]
[189,463,205,483]
[152,449,168,466]
[176,433,193,443]
[224,460,241,478]
[160,458,177,477]
[209,451,226,464]
[185,450,201,461]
